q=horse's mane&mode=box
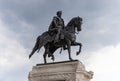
[67,17,80,27]
[66,17,76,27]
[66,17,82,27]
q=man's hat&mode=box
[56,11,62,15]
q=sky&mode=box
[0,0,120,81]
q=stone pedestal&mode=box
[28,60,93,81]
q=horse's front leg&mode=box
[66,39,73,61]
[72,42,82,55]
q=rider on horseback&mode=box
[48,11,65,43]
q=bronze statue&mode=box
[29,11,83,63]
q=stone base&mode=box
[28,60,93,81]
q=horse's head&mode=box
[66,16,82,33]
[74,16,82,32]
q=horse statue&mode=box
[29,16,83,63]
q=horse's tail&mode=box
[37,36,42,53]
[29,36,41,59]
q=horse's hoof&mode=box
[76,52,80,55]
[44,61,47,64]
[76,50,81,55]
[69,58,73,61]
[48,53,53,57]
[51,57,55,61]
[48,55,50,57]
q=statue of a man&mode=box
[48,11,65,43]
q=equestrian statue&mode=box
[29,11,83,63]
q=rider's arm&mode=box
[62,19,65,29]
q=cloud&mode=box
[0,18,32,81]
[0,16,45,81]
[85,43,120,81]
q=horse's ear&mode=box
[77,16,80,20]
[78,16,82,21]
[80,17,83,21]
